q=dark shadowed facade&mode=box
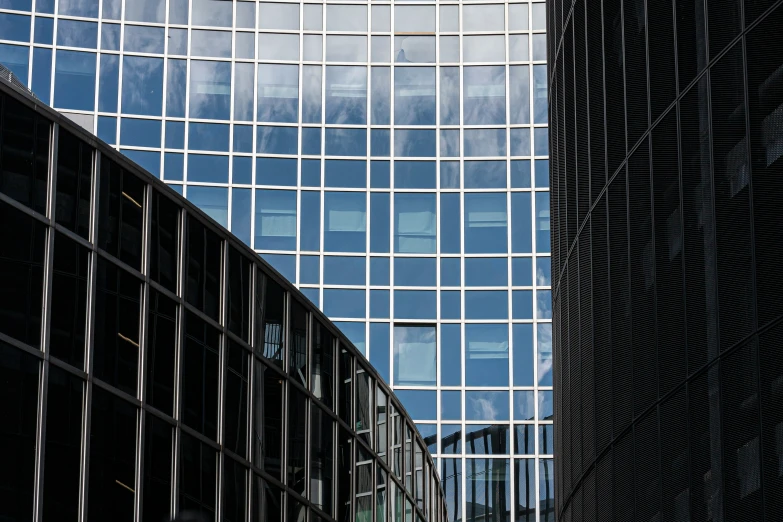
[548,0,783,518]
[0,77,447,522]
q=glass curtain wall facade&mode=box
[0,78,448,522]
[0,0,552,521]
[548,0,783,518]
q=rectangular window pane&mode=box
[393,325,436,386]
[465,324,509,387]
[256,189,297,251]
[466,459,510,522]
[394,193,436,254]
[183,312,220,439]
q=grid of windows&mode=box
[0,83,446,522]
[0,0,553,520]
[549,0,783,519]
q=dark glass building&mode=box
[548,0,783,518]
[0,76,447,522]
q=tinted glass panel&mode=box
[56,130,92,239]
[288,387,308,495]
[49,233,89,368]
[183,312,220,440]
[99,159,145,270]
[150,191,179,292]
[258,278,285,366]
[393,325,436,386]
[146,289,176,416]
[227,248,251,342]
[179,432,217,519]
[224,341,250,458]
[143,415,172,521]
[186,216,222,321]
[254,360,283,478]
[289,300,308,387]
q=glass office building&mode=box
[549,0,783,519]
[0,0,552,520]
[0,77,448,522]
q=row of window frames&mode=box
[7,3,547,34]
[403,389,554,422]
[424,424,554,455]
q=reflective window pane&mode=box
[394,193,436,254]
[259,2,299,30]
[54,51,95,111]
[393,325,436,385]
[465,324,509,386]
[326,66,367,125]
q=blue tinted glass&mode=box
[513,323,534,386]
[166,59,186,117]
[395,129,436,157]
[465,391,509,421]
[98,54,119,112]
[59,0,97,16]
[54,50,95,110]
[31,47,52,104]
[190,60,231,119]
[393,325,436,386]
[256,126,297,155]
[465,291,508,320]
[509,65,530,124]
[234,63,253,121]
[192,0,232,26]
[539,425,553,454]
[35,17,54,45]
[394,193,436,254]
[324,289,365,319]
[262,254,295,283]
[515,425,535,455]
[465,424,511,455]
[257,64,299,123]
[324,256,365,285]
[535,192,550,252]
[441,391,461,421]
[188,155,228,183]
[395,67,435,125]
[187,186,228,227]
[440,258,460,286]
[0,44,27,85]
[120,118,161,148]
[370,193,390,253]
[369,323,390,382]
[394,161,435,189]
[301,159,321,187]
[511,160,531,188]
[325,159,366,188]
[394,290,436,319]
[394,258,436,287]
[97,116,116,145]
[370,290,390,319]
[0,14,30,43]
[441,324,461,386]
[534,159,549,188]
[231,188,252,246]
[300,191,321,252]
[465,324,508,386]
[394,390,436,421]
[537,323,552,385]
[464,160,506,189]
[255,189,297,250]
[370,160,390,188]
[511,127,531,157]
[324,192,366,253]
[233,157,252,184]
[539,391,553,420]
[441,291,461,320]
[326,66,367,125]
[124,25,165,53]
[534,127,549,156]
[168,28,187,54]
[464,129,506,158]
[121,150,160,177]
[164,152,183,181]
[169,185,183,195]
[512,290,533,319]
[440,161,460,189]
[256,157,297,186]
[35,0,53,12]
[371,129,390,157]
[233,125,253,153]
[371,66,390,124]
[511,192,533,253]
[57,20,97,48]
[302,128,321,156]
[512,257,533,286]
[101,23,120,50]
[465,193,507,254]
[440,193,460,254]
[125,0,166,23]
[464,66,506,125]
[440,129,460,158]
[536,257,551,286]
[514,391,535,420]
[189,123,229,152]
[536,290,552,319]
[440,67,459,125]
[300,256,320,285]
[441,426,462,454]
[335,321,366,355]
[122,56,163,116]
[533,65,548,124]
[465,258,508,287]
[191,29,232,58]
[165,121,185,148]
[302,65,322,124]
[370,257,390,286]
[326,128,367,157]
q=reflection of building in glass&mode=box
[0,78,446,522]
[549,0,783,519]
[0,0,552,520]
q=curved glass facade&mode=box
[0,0,552,521]
[0,80,447,522]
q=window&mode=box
[466,459,510,522]
[146,289,176,416]
[465,193,508,254]
[394,193,436,253]
[54,50,95,111]
[258,64,299,123]
[143,415,172,522]
[324,192,366,252]
[49,233,89,369]
[289,301,308,386]
[312,321,335,408]
[515,459,536,522]
[465,324,509,386]
[465,391,509,421]
[255,189,297,251]
[122,56,164,116]
[311,405,334,514]
[464,66,506,125]
[99,159,145,270]
[179,433,217,517]
[224,342,250,458]
[395,67,436,125]
[185,216,222,321]
[326,66,367,125]
[258,277,285,366]
[190,60,231,120]
[149,191,179,292]
[393,325,436,386]
[253,360,283,478]
[182,312,219,440]
[187,186,228,228]
[56,129,92,239]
